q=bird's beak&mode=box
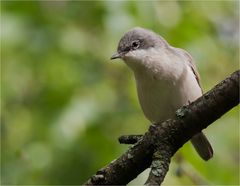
[110,52,121,60]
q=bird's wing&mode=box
[173,47,203,93]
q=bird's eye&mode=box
[131,40,140,50]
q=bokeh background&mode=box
[1,1,239,185]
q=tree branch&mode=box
[118,135,143,144]
[84,70,239,185]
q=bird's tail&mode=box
[190,132,213,161]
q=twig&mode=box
[175,155,211,185]
[118,135,143,144]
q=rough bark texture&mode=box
[84,70,239,185]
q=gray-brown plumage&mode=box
[111,27,213,161]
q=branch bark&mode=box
[84,70,239,185]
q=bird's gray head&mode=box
[111,27,168,62]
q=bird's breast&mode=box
[126,48,202,123]
[136,76,179,123]
[134,66,202,123]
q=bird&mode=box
[111,27,213,161]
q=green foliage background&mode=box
[1,1,239,185]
